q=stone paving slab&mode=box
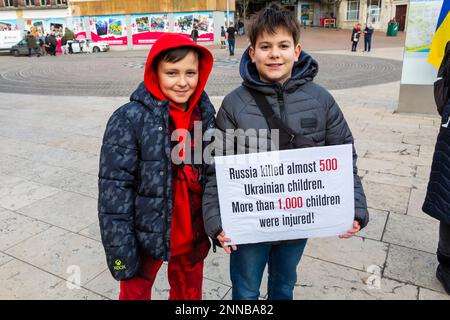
[78,222,101,242]
[295,256,418,300]
[419,288,450,300]
[304,236,388,272]
[16,191,98,233]
[384,245,444,294]
[0,208,51,251]
[357,209,389,241]
[5,226,106,286]
[383,213,439,254]
[0,259,104,300]
[357,157,416,177]
[0,252,13,267]
[0,155,81,187]
[83,269,118,300]
[407,189,436,222]
[46,134,102,155]
[46,171,98,199]
[0,173,61,211]
[363,172,428,189]
[361,180,410,214]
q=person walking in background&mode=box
[46,33,57,56]
[62,27,75,54]
[226,22,237,56]
[238,19,245,36]
[38,32,46,56]
[191,24,199,43]
[422,41,450,295]
[351,23,361,52]
[25,31,40,57]
[363,23,374,52]
[220,26,226,49]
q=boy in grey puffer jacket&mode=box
[203,4,369,300]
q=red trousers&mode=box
[119,252,204,300]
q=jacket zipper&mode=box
[162,105,170,261]
[277,88,286,123]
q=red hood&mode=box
[143,33,213,125]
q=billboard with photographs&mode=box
[89,15,127,45]
[25,18,66,37]
[0,19,18,31]
[72,17,87,39]
[131,13,169,45]
[174,12,214,42]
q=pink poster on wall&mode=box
[72,17,87,39]
[131,14,169,45]
[88,15,127,45]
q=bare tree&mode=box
[237,0,253,20]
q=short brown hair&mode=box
[153,46,200,69]
[247,4,301,48]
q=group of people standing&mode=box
[25,31,57,57]
[351,23,374,52]
[24,27,75,57]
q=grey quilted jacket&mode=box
[203,49,369,239]
[98,82,216,280]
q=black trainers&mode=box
[436,264,450,295]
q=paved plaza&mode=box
[0,28,449,300]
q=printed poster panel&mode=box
[301,4,314,25]
[224,11,235,26]
[174,13,193,35]
[131,13,169,45]
[174,12,214,42]
[89,15,127,45]
[193,12,214,42]
[72,17,87,39]
[215,145,354,245]
[401,0,443,84]
[25,18,66,37]
[0,19,18,31]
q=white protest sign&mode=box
[215,144,354,245]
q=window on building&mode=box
[25,0,34,6]
[56,0,64,4]
[346,0,360,21]
[367,0,381,23]
[40,0,48,6]
[3,0,14,7]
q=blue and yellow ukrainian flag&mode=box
[428,0,450,68]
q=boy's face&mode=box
[249,27,301,85]
[157,51,199,109]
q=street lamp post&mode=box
[227,0,230,27]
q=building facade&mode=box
[0,0,236,47]
[337,0,408,31]
[0,0,69,34]
[235,0,408,32]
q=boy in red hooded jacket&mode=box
[98,33,215,300]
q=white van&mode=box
[0,30,23,51]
